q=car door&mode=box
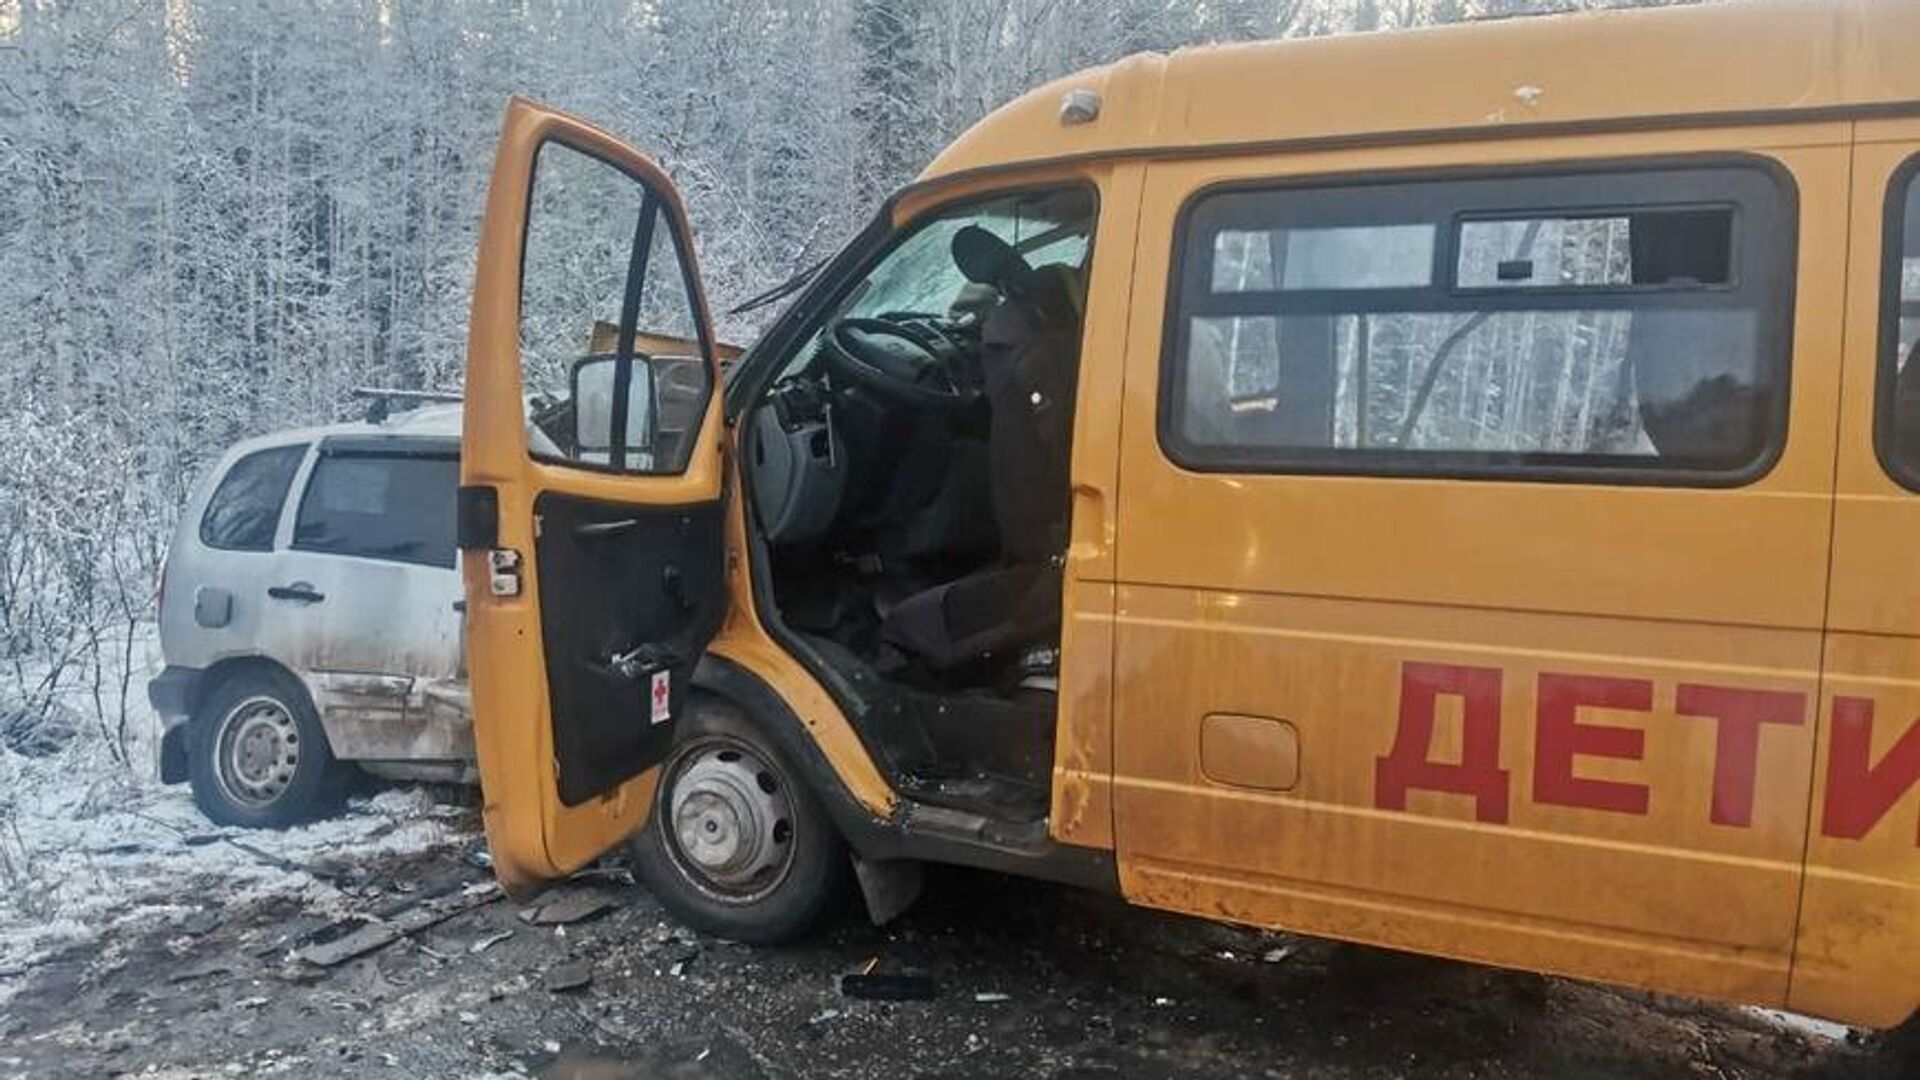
[459,99,729,891]
[261,436,465,752]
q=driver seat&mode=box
[879,227,1082,671]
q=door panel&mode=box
[534,494,726,806]
[260,444,464,742]
[1111,133,1847,1008]
[461,98,728,891]
[1791,123,1920,1028]
[264,553,456,717]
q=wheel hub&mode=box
[216,698,300,806]
[666,742,794,898]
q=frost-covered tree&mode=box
[0,0,1707,761]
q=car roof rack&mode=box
[350,386,463,424]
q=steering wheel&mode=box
[821,316,978,411]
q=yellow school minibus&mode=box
[457,0,1920,1030]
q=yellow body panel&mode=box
[1790,121,1920,1027]
[919,0,1920,184]
[462,0,1920,1029]
[1102,126,1882,1021]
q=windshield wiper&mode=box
[728,257,829,317]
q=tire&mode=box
[628,697,846,944]
[187,667,344,829]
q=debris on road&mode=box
[296,919,401,968]
[295,878,500,967]
[565,864,636,887]
[518,888,616,927]
[469,929,515,954]
[0,811,1883,1078]
[543,961,593,993]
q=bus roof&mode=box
[919,0,1920,184]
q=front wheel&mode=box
[628,698,845,944]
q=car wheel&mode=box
[188,668,344,828]
[629,697,846,944]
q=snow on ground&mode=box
[0,625,469,1005]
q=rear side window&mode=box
[1163,161,1796,482]
[293,450,458,568]
[1878,158,1920,489]
[199,445,306,552]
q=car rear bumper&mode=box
[147,665,201,784]
[147,665,200,722]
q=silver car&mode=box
[148,405,473,827]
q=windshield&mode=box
[844,204,1090,320]
[775,189,1094,380]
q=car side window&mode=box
[199,445,306,552]
[292,449,458,569]
[1164,161,1795,482]
[1878,157,1920,488]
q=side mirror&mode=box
[571,354,654,467]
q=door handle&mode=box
[575,519,638,540]
[267,583,325,604]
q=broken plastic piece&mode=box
[519,888,616,926]
[469,929,515,954]
[543,961,593,993]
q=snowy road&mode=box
[0,788,1904,1080]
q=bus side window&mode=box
[1163,162,1795,482]
[1881,159,1920,487]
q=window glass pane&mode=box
[1888,167,1920,485]
[1456,209,1732,290]
[1168,166,1789,477]
[1185,316,1283,429]
[1457,217,1634,289]
[1210,224,1434,292]
[520,142,708,474]
[1181,309,1760,461]
[199,445,305,552]
[293,454,458,568]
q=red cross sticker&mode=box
[650,669,671,725]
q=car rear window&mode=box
[292,449,458,568]
[199,445,306,552]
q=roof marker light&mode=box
[1060,88,1101,126]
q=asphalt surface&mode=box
[0,808,1909,1079]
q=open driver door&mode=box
[458,99,729,892]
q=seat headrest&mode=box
[952,226,1036,294]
